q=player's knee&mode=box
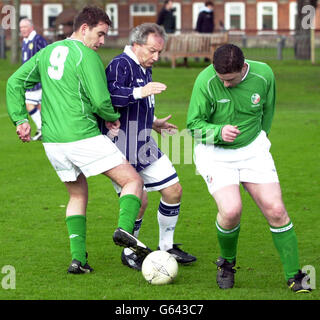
[161,183,182,203]
[131,175,144,190]
[220,205,242,226]
[267,203,288,226]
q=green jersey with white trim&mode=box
[187,60,276,149]
[7,39,120,143]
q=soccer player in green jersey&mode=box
[187,44,311,292]
[6,6,151,274]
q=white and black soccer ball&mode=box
[142,250,178,285]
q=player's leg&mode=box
[243,182,311,292]
[158,182,182,251]
[103,162,152,258]
[139,154,196,263]
[64,173,92,273]
[103,162,143,233]
[132,190,148,237]
[120,190,148,270]
[211,184,242,289]
[157,182,196,264]
[194,144,241,288]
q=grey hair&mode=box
[19,18,33,27]
[129,23,167,45]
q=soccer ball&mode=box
[141,250,178,285]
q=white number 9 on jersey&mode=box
[48,46,69,80]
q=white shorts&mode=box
[25,89,42,105]
[194,131,279,194]
[113,154,179,194]
[43,135,126,182]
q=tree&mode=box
[294,0,318,60]
[10,0,20,64]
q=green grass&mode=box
[0,50,319,301]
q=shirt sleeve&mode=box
[261,66,276,134]
[186,73,223,144]
[6,52,41,126]
[78,51,120,122]
[106,59,138,107]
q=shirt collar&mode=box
[124,45,146,73]
[241,62,250,81]
[24,30,36,43]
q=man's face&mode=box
[133,33,165,68]
[82,22,109,51]
[216,64,247,88]
[19,20,33,38]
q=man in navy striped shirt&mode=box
[20,18,47,141]
[98,23,196,270]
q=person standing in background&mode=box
[157,0,176,34]
[19,18,47,141]
[195,2,215,33]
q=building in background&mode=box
[1,1,320,45]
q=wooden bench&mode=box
[161,32,229,68]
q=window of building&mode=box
[257,2,277,32]
[172,2,181,33]
[289,1,297,31]
[130,3,156,27]
[131,4,156,16]
[106,3,118,36]
[20,4,32,20]
[225,2,245,32]
[43,4,63,36]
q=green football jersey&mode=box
[7,39,120,143]
[187,60,276,149]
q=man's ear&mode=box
[79,23,89,36]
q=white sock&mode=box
[157,198,180,251]
[29,108,42,130]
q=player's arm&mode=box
[79,52,120,122]
[186,75,223,144]
[6,52,41,126]
[261,66,276,135]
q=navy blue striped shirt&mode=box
[98,47,163,172]
[22,31,47,91]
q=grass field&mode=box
[0,49,319,304]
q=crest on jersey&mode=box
[28,43,33,50]
[251,93,260,105]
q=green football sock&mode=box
[270,221,300,280]
[118,194,141,233]
[65,215,87,266]
[216,221,240,263]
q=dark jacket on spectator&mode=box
[196,8,214,33]
[157,8,176,33]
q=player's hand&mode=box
[16,122,31,142]
[221,125,241,142]
[141,82,167,98]
[105,120,120,139]
[152,114,178,136]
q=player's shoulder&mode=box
[110,52,133,66]
[34,33,46,42]
[107,52,134,70]
[247,59,274,81]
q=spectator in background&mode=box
[157,0,176,34]
[19,18,47,141]
[195,1,215,33]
